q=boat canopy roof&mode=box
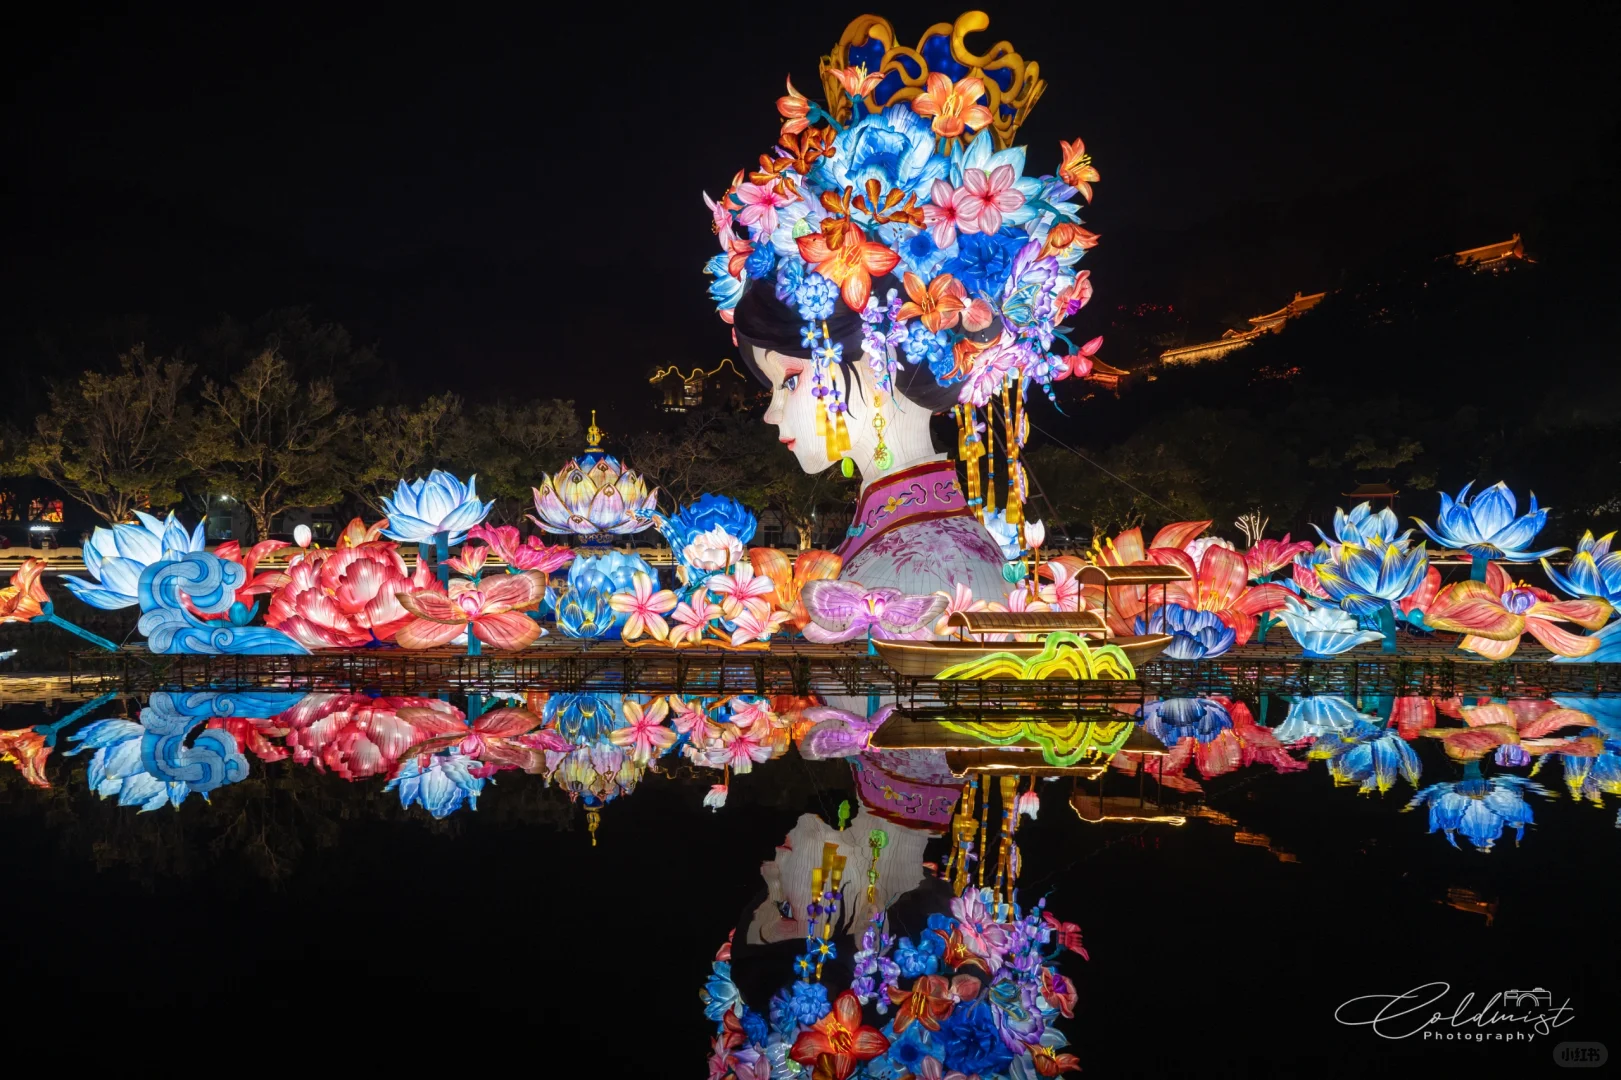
[945,609,1110,634]
[1075,563,1193,586]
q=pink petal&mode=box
[472,611,542,650]
[394,619,466,649]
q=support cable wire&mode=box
[1026,420,1194,522]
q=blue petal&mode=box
[1469,482,1518,540]
[111,521,162,565]
[61,575,138,610]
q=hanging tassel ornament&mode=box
[1000,384,1023,530]
[866,828,888,903]
[976,773,993,890]
[957,404,985,523]
[812,321,832,442]
[948,778,978,896]
[871,393,892,472]
[983,399,998,517]
[994,774,1020,909]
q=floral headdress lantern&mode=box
[704,11,1103,546]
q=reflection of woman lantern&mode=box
[727,748,962,1013]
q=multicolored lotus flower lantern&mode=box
[530,411,659,538]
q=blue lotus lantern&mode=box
[385,751,484,818]
[575,551,656,592]
[1541,531,1621,607]
[381,470,493,545]
[1277,595,1386,658]
[1314,541,1429,618]
[1414,481,1565,580]
[557,567,617,639]
[543,693,626,744]
[1273,696,1369,743]
[554,553,656,639]
[1140,698,1233,744]
[660,493,758,553]
[1134,605,1236,660]
[1316,501,1406,548]
[63,511,207,610]
[65,718,191,811]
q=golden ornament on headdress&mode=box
[818,11,1046,151]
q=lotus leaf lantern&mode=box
[530,410,660,538]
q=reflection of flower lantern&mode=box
[1276,596,1386,658]
[530,411,659,538]
[1308,719,1422,793]
[1405,762,1552,852]
[538,693,680,842]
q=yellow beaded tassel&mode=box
[1000,385,1022,530]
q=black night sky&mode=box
[7,5,1617,409]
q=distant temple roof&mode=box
[1159,235,1526,367]
[1159,291,1324,366]
[1342,482,1398,499]
[1455,235,1525,269]
[1084,357,1131,392]
[649,357,748,411]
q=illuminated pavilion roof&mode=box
[1158,235,1527,367]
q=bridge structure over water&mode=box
[66,637,1621,704]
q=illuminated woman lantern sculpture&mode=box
[704,11,1105,601]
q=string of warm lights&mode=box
[646,357,746,384]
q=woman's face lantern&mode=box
[755,346,931,481]
[755,346,834,475]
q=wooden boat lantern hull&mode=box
[873,632,1174,678]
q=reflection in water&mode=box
[1308,721,1421,793]
[6,690,1620,842]
[3,687,1619,1071]
[1408,764,1553,852]
[709,758,1089,1078]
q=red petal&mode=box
[481,571,543,613]
[396,590,463,623]
[1197,547,1248,612]
[841,272,872,314]
[1150,521,1213,550]
[1529,597,1613,630]
[850,1028,890,1057]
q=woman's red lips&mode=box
[780,437,796,449]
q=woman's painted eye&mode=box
[777,900,793,918]
[782,373,800,392]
